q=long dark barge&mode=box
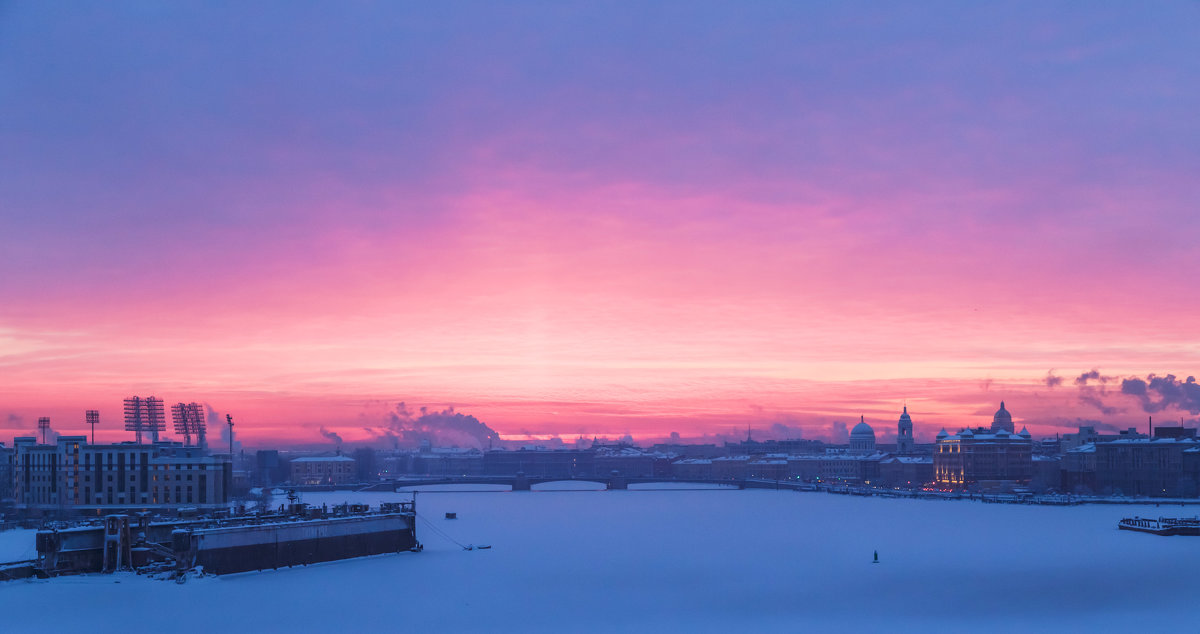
[29,501,418,577]
[1118,516,1200,536]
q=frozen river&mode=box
[4,487,1198,632]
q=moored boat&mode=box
[1118,516,1200,536]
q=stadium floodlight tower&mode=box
[171,402,206,447]
[37,417,50,444]
[124,396,166,444]
[86,410,100,444]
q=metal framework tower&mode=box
[37,417,50,444]
[171,402,206,447]
[124,396,166,444]
[86,410,99,444]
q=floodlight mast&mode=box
[124,396,165,444]
[86,410,99,444]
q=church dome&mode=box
[851,421,875,437]
[991,401,1014,433]
[849,416,876,455]
[897,406,912,427]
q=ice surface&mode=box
[0,528,38,561]
[4,489,1198,632]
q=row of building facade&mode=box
[0,435,233,517]
[268,403,1199,497]
[10,402,1199,517]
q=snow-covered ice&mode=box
[0,527,38,562]
[3,489,1198,632]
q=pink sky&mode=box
[2,4,1199,447]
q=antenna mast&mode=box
[37,417,50,444]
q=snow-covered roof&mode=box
[427,447,482,455]
[595,447,649,457]
[1106,437,1199,445]
[881,456,932,464]
[945,427,1032,442]
[819,452,885,462]
[292,455,355,462]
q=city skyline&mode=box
[3,3,1199,446]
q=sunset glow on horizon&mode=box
[3,3,1199,448]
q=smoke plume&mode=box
[829,420,849,444]
[1078,394,1120,416]
[1068,370,1200,417]
[209,404,241,453]
[1121,374,1200,415]
[1073,369,1122,415]
[367,402,501,449]
[319,427,344,445]
[768,423,804,439]
[1075,369,1112,386]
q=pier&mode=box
[27,501,418,577]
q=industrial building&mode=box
[1094,436,1200,497]
[483,448,594,479]
[594,445,668,478]
[290,455,357,485]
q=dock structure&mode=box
[175,507,417,574]
[32,501,418,577]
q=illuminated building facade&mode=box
[934,403,1033,489]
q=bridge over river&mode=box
[295,475,821,493]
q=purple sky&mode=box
[2,2,1199,447]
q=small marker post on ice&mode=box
[873,550,879,564]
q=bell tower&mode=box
[896,405,914,454]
